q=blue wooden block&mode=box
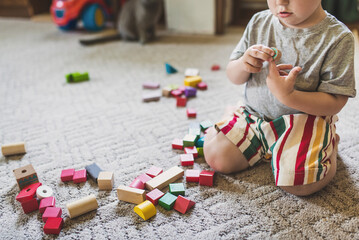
[165,63,178,74]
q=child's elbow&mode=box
[333,94,348,114]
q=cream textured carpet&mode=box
[0,18,358,239]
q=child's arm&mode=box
[266,61,348,116]
[227,45,274,85]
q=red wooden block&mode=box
[129,178,145,189]
[171,89,183,97]
[39,196,56,213]
[146,188,165,205]
[43,217,63,235]
[176,96,187,107]
[197,82,208,90]
[136,173,152,184]
[42,207,62,222]
[61,168,75,182]
[173,195,195,214]
[186,108,196,118]
[178,86,186,94]
[211,64,220,71]
[21,198,39,214]
[16,182,42,203]
[146,166,163,178]
[73,169,87,183]
[180,154,194,166]
[172,138,183,150]
[185,169,200,182]
[199,170,215,186]
[184,146,198,158]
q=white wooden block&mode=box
[145,166,184,191]
[184,68,200,77]
[117,185,146,204]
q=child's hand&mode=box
[266,61,302,102]
[241,45,275,73]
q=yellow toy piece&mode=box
[134,200,156,221]
[184,76,202,87]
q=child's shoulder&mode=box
[325,12,353,36]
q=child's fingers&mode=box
[250,45,274,61]
[267,60,279,77]
[279,70,288,76]
[286,67,302,82]
[244,61,262,73]
[276,64,293,71]
[246,56,263,68]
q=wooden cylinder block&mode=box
[66,195,98,219]
[134,200,156,221]
[1,142,26,156]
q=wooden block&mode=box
[66,195,98,219]
[143,82,160,89]
[13,164,39,190]
[165,63,177,74]
[197,82,208,90]
[185,169,200,182]
[180,153,194,166]
[184,86,197,98]
[186,108,197,118]
[199,170,215,186]
[146,188,165,205]
[136,173,152,184]
[73,169,87,183]
[184,68,200,77]
[211,64,220,71]
[39,196,56,213]
[129,178,145,189]
[36,185,53,199]
[176,96,187,107]
[134,200,156,221]
[43,217,63,235]
[146,166,163,178]
[184,146,198,158]
[183,134,198,147]
[171,89,182,97]
[145,166,184,191]
[169,183,185,196]
[61,168,75,182]
[1,142,26,156]
[117,185,146,204]
[184,76,202,87]
[197,147,204,157]
[142,91,161,102]
[196,136,205,147]
[98,171,114,190]
[162,86,172,97]
[21,198,39,214]
[159,192,177,210]
[172,138,183,150]
[16,182,42,203]
[200,120,213,131]
[85,163,102,183]
[173,195,195,214]
[42,207,62,222]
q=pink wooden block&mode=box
[21,198,39,214]
[129,178,145,189]
[180,154,194,166]
[43,217,63,235]
[185,169,200,182]
[178,86,186,94]
[143,82,160,89]
[172,138,183,150]
[184,146,198,158]
[146,166,163,178]
[197,82,208,90]
[199,170,215,186]
[146,188,165,205]
[61,168,75,182]
[136,173,152,184]
[39,196,56,213]
[186,108,196,118]
[171,89,182,97]
[73,169,87,183]
[42,207,62,222]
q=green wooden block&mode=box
[200,120,213,131]
[197,147,204,157]
[189,128,201,139]
[196,136,204,147]
[169,183,185,196]
[159,192,178,210]
[66,72,89,83]
[168,84,179,90]
[183,134,198,147]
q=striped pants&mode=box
[215,106,337,186]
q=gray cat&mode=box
[80,0,162,45]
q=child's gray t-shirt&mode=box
[230,10,356,120]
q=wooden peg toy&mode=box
[66,194,98,219]
[172,138,183,150]
[129,178,145,189]
[66,72,89,83]
[1,142,26,156]
[146,188,165,205]
[73,169,87,183]
[43,217,63,235]
[145,166,184,191]
[21,198,39,214]
[173,195,195,214]
[39,196,56,213]
[42,207,62,222]
[185,169,200,182]
[186,108,197,118]
[184,68,200,77]
[36,185,53,200]
[16,182,42,203]
[117,185,146,204]
[184,146,198,158]
[97,171,114,190]
[180,153,194,166]
[146,166,163,178]
[159,192,178,210]
[169,183,185,196]
[13,164,39,190]
[61,168,75,182]
[85,163,102,183]
[199,170,215,186]
[134,200,157,221]
[271,47,282,61]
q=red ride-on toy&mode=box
[51,0,122,31]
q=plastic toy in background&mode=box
[50,0,120,31]
[66,72,89,83]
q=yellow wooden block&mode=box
[2,142,26,156]
[117,185,146,204]
[184,76,202,87]
[134,200,156,220]
[145,166,184,190]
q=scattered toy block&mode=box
[184,146,198,158]
[39,196,56,213]
[171,89,182,97]
[43,217,63,235]
[42,207,62,222]
[145,166,184,191]
[73,169,87,183]
[174,195,195,214]
[61,168,75,182]
[85,163,102,183]
[197,82,208,90]
[21,198,39,214]
[13,164,39,190]
[117,185,146,204]
[188,128,201,139]
[200,120,213,131]
[197,147,204,157]
[169,183,185,196]
[183,134,198,147]
[159,192,177,210]
[199,170,215,186]
[66,194,98,219]
[146,166,163,178]
[184,68,200,77]
[142,91,161,102]
[178,86,186,94]
[66,72,89,83]
[184,76,202,87]
[172,138,184,150]
[184,87,197,98]
[143,82,160,89]
[134,200,157,221]
[136,173,152,184]
[36,185,54,199]
[165,63,178,74]
[186,108,197,118]
[1,142,26,156]
[168,84,179,90]
[211,64,220,71]
[162,86,172,97]
[98,171,114,190]
[16,182,42,203]
[176,96,187,107]
[185,169,200,182]
[180,154,194,166]
[196,136,205,147]
[146,189,165,205]
[130,178,145,189]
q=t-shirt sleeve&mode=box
[318,33,356,97]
